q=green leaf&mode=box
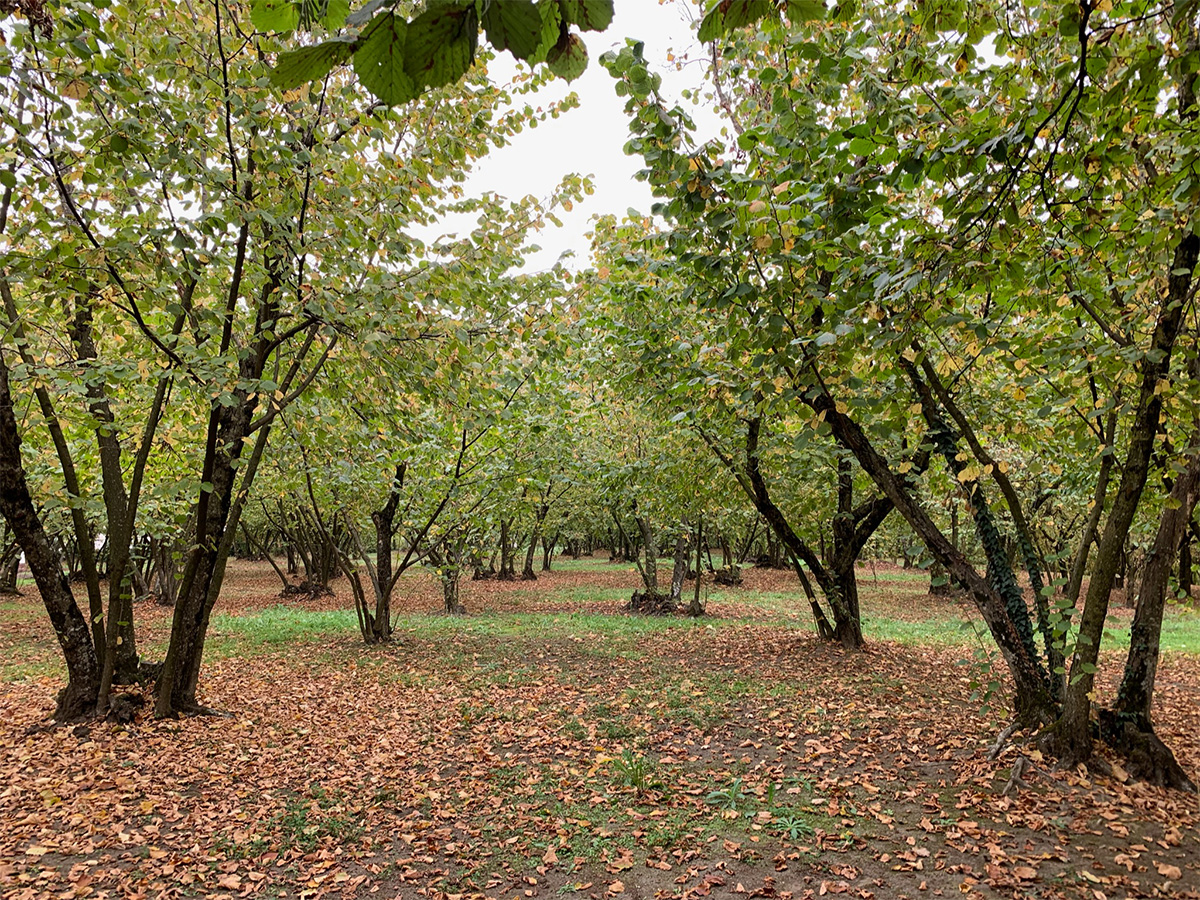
[785,0,825,21]
[546,31,588,82]
[0,170,15,190]
[697,0,774,43]
[848,136,873,156]
[402,0,478,92]
[352,12,418,105]
[482,0,545,61]
[323,0,351,28]
[251,0,300,33]
[272,37,356,90]
[559,0,614,31]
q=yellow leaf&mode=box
[62,79,89,100]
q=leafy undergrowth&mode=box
[1,559,1198,900]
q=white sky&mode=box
[422,0,725,271]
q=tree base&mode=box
[53,680,99,722]
[713,566,743,586]
[280,581,333,600]
[107,692,144,724]
[1099,710,1197,792]
[626,590,677,615]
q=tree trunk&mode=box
[669,523,690,606]
[498,518,516,580]
[1101,447,1200,791]
[688,518,705,617]
[522,528,539,581]
[155,383,264,716]
[1054,230,1198,767]
[635,514,658,593]
[0,541,20,594]
[0,355,99,719]
[541,531,557,571]
[1179,527,1193,598]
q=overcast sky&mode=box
[421,0,724,272]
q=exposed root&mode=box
[987,721,1020,761]
[1099,710,1197,792]
[1001,755,1029,796]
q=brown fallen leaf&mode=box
[608,880,625,894]
[1156,862,1182,880]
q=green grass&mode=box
[548,556,634,573]
[204,607,357,657]
[862,615,983,647]
[1100,607,1200,654]
[1,656,63,681]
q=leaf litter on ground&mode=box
[0,558,1198,900]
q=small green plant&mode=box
[609,749,660,795]
[773,813,815,841]
[705,777,747,811]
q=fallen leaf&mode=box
[1156,862,1182,880]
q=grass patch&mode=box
[205,607,357,657]
[863,616,980,647]
[1101,607,1200,654]
[1,656,63,682]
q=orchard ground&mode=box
[1,557,1199,900]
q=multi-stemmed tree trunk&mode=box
[700,418,891,648]
[497,518,517,580]
[634,507,658,594]
[541,531,558,571]
[1050,229,1199,771]
[0,536,21,594]
[343,465,407,645]
[428,541,467,615]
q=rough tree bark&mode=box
[807,390,1057,725]
[0,353,99,719]
[669,522,690,607]
[1052,230,1198,767]
[1101,436,1200,791]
